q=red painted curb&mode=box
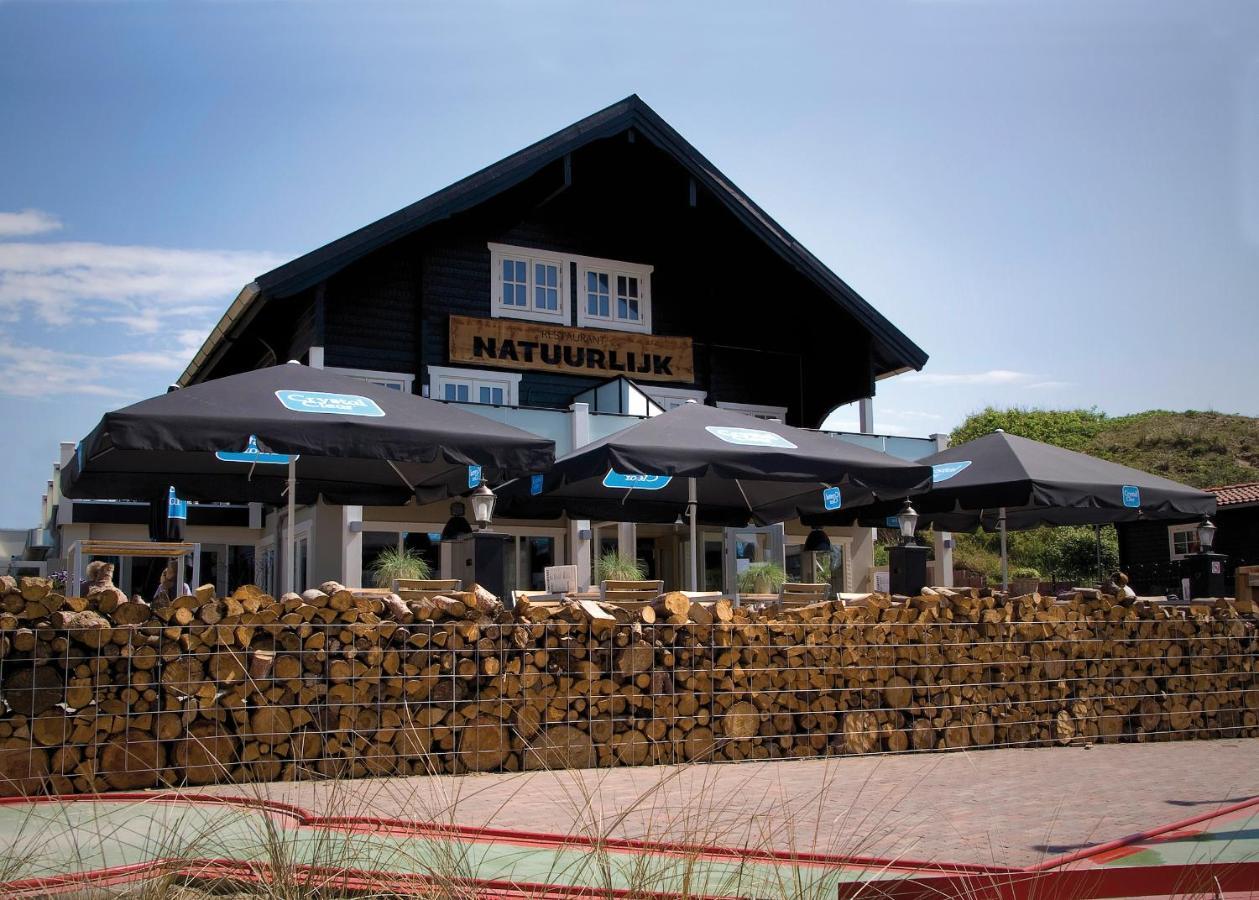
[1028,793,1259,872]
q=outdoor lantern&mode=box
[441,501,472,540]
[803,528,832,553]
[1197,516,1217,553]
[898,500,919,544]
[469,483,496,530]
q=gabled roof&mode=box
[1207,482,1259,508]
[180,94,927,386]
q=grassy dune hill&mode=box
[1084,410,1259,489]
[951,407,1259,489]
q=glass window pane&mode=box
[617,275,626,295]
[491,387,504,404]
[547,265,557,287]
[600,296,609,317]
[598,272,608,292]
[618,297,628,319]
[503,259,513,280]
[444,384,457,401]
[628,277,638,298]
[479,386,491,404]
[457,384,469,401]
[587,271,597,292]
[514,260,526,282]
[628,299,639,320]
[587,295,598,316]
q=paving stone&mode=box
[196,738,1259,867]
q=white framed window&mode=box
[644,386,706,412]
[489,243,568,324]
[325,365,415,393]
[255,536,276,597]
[1167,524,1202,561]
[576,255,653,333]
[716,401,788,422]
[427,365,521,406]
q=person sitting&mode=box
[153,562,193,604]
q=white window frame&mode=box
[325,365,415,393]
[361,521,566,587]
[644,386,707,411]
[716,401,789,422]
[1167,523,1201,561]
[489,243,569,324]
[427,365,521,406]
[292,521,313,594]
[575,254,653,334]
[255,536,276,597]
[785,532,854,593]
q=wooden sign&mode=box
[449,315,694,383]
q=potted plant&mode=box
[369,547,432,589]
[595,552,646,583]
[1009,566,1041,597]
[737,561,786,595]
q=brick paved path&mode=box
[199,739,1259,868]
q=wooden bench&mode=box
[394,578,462,604]
[778,582,831,607]
[599,579,664,604]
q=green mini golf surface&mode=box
[1074,808,1259,870]
[0,796,936,896]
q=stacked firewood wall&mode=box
[0,575,1256,794]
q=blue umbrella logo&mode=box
[215,435,297,465]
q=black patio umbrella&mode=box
[793,429,1217,587]
[495,402,932,589]
[63,362,555,591]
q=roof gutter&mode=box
[177,282,262,387]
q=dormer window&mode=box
[577,256,652,333]
[489,243,567,324]
[488,243,653,332]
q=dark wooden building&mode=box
[145,95,932,595]
[1118,483,1259,595]
[178,95,925,425]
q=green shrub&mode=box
[596,552,647,582]
[368,547,431,588]
[737,561,787,594]
[1010,566,1041,580]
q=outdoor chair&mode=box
[599,579,664,605]
[778,582,830,607]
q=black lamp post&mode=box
[888,499,928,596]
[1185,515,1227,600]
[468,483,497,530]
[1197,517,1217,553]
[897,501,919,545]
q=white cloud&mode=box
[0,209,62,239]
[0,240,283,328]
[906,369,1034,387]
[0,342,139,400]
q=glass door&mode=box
[725,524,785,597]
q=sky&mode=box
[0,0,1256,526]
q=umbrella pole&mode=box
[286,459,297,595]
[1094,524,1103,585]
[999,506,1009,592]
[688,477,698,592]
